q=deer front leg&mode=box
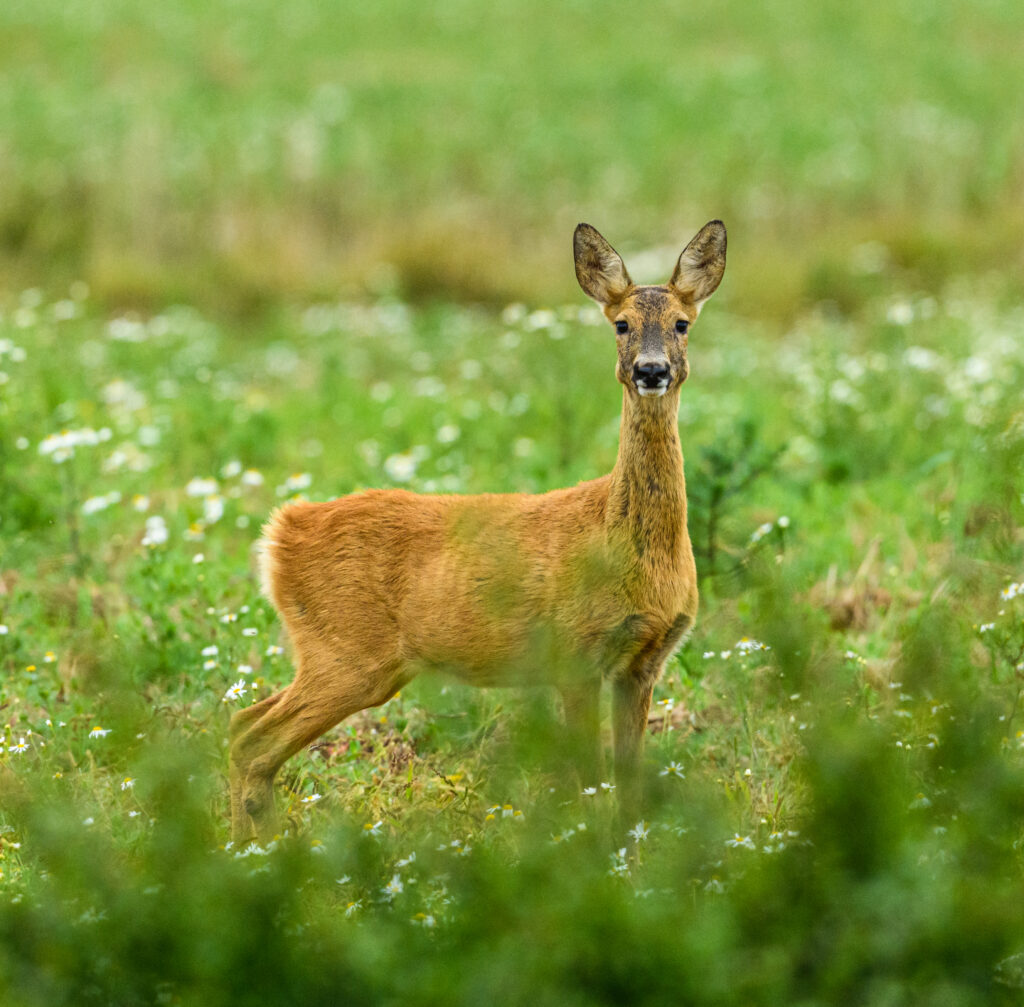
[608,611,693,826]
[558,679,604,793]
[612,668,656,828]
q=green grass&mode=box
[3,0,1024,1000]
[1,279,1023,1004]
[2,0,1023,316]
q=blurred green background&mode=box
[2,0,1022,319]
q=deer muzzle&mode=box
[633,360,671,397]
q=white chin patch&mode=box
[637,385,668,398]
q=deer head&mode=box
[574,221,727,398]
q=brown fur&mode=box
[229,221,727,841]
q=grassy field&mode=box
[2,281,1023,1003]
[2,0,1024,1003]
[2,0,1023,317]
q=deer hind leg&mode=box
[229,689,285,842]
[229,639,407,843]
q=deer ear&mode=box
[574,224,633,306]
[670,220,727,310]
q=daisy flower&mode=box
[222,679,248,703]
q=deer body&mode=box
[230,221,726,842]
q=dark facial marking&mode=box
[630,286,672,312]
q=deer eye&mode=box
[675,319,689,334]
[615,319,629,335]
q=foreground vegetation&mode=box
[1,278,1023,1003]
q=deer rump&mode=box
[259,476,693,693]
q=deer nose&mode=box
[633,361,671,387]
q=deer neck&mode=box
[606,387,687,559]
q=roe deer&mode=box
[229,220,727,841]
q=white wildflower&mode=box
[887,300,914,326]
[141,515,169,547]
[383,453,417,483]
[222,679,248,703]
[278,472,312,496]
[38,426,110,463]
[524,309,557,330]
[203,495,225,524]
[185,477,219,497]
[628,821,650,842]
[735,637,769,654]
[82,491,122,515]
[903,345,939,370]
[725,834,756,850]
[608,847,630,878]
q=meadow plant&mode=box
[1,283,1023,1003]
